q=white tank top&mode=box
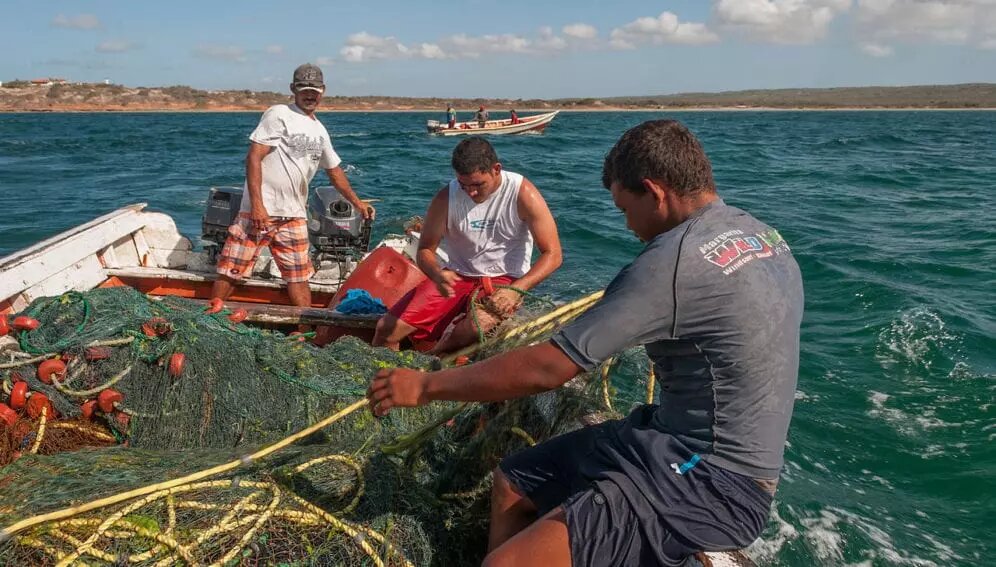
[443,170,533,278]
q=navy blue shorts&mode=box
[499,405,773,567]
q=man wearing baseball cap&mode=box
[211,63,372,309]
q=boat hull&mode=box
[428,111,559,136]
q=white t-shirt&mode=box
[239,104,342,218]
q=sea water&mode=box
[1,110,993,565]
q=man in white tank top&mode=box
[373,137,562,353]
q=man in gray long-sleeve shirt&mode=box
[367,119,804,567]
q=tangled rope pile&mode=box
[0,288,632,566]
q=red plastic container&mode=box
[313,246,427,346]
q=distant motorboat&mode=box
[427,110,559,136]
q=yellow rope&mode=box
[209,489,280,567]
[48,421,116,443]
[0,398,369,541]
[0,353,57,370]
[287,492,404,567]
[193,489,264,546]
[51,365,131,398]
[29,406,48,454]
[442,290,604,364]
[440,471,494,501]
[601,357,615,411]
[0,337,134,370]
[646,365,656,405]
[292,454,365,514]
[509,427,537,447]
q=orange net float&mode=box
[84,346,113,361]
[37,359,67,385]
[113,410,131,431]
[141,317,172,338]
[0,314,9,335]
[481,276,495,296]
[9,381,29,411]
[168,352,186,378]
[12,316,39,332]
[205,297,225,314]
[97,389,124,413]
[0,403,16,428]
[228,307,249,324]
[25,392,54,420]
[80,399,98,420]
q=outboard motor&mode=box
[308,186,372,265]
[202,186,244,261]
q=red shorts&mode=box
[389,274,514,341]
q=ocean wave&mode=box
[875,308,959,371]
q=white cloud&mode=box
[609,11,719,49]
[563,23,598,40]
[339,27,595,63]
[854,0,996,49]
[315,56,336,66]
[264,45,283,55]
[52,14,101,30]
[193,45,247,63]
[714,0,850,44]
[445,33,532,56]
[339,32,436,62]
[859,42,893,56]
[96,40,137,54]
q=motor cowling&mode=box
[308,187,372,263]
[201,186,244,260]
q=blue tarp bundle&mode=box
[335,288,388,315]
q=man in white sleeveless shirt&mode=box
[373,137,562,353]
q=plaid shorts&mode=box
[216,214,313,283]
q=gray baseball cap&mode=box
[292,63,324,91]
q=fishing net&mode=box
[0,287,623,566]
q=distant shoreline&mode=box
[3,106,995,114]
[2,82,993,113]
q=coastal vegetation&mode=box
[1,81,993,111]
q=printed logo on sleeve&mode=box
[700,229,790,275]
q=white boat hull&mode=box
[428,110,559,136]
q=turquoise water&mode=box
[1,111,993,565]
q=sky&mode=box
[1,0,994,99]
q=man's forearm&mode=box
[424,342,580,403]
[511,250,562,291]
[246,159,265,210]
[416,248,445,282]
[329,168,365,209]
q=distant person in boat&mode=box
[509,109,520,125]
[372,136,562,353]
[447,104,457,129]
[368,120,804,567]
[476,105,489,128]
[211,63,372,309]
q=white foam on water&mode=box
[753,503,958,566]
[340,163,365,175]
[875,308,959,371]
[867,390,919,435]
[800,509,846,561]
[746,506,798,562]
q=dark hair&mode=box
[601,119,715,196]
[451,137,499,174]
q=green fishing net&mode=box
[0,287,627,566]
